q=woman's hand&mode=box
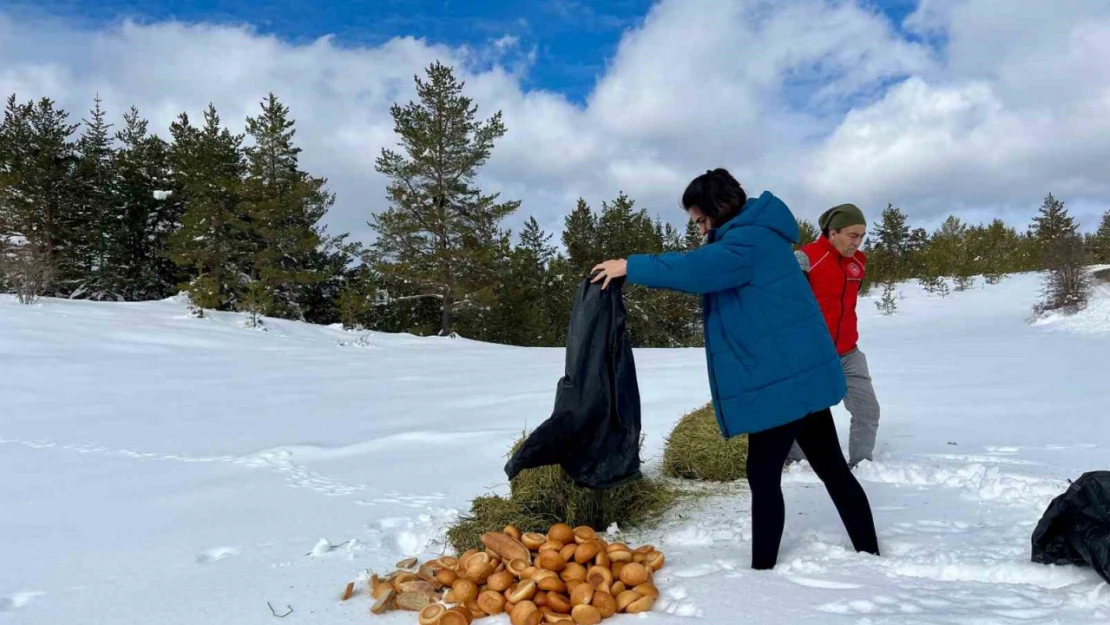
[591,259,628,290]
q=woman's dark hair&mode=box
[681,168,747,227]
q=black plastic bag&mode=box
[1031,470,1110,584]
[504,275,642,489]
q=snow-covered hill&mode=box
[2,272,1109,624]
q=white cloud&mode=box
[809,0,1110,228]
[1,0,1109,249]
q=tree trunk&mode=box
[438,220,454,336]
[440,286,454,336]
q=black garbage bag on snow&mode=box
[503,275,642,490]
[1031,470,1110,584]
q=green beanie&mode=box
[818,203,866,232]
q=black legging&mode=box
[746,408,880,569]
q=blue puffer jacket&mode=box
[627,191,846,437]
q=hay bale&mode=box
[445,495,549,554]
[506,434,678,531]
[445,435,679,554]
[663,402,750,482]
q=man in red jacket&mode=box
[788,204,881,468]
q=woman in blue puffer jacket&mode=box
[591,168,880,570]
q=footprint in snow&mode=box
[306,538,361,557]
[923,452,1037,466]
[886,519,973,536]
[825,585,1077,622]
[912,596,954,609]
[783,576,863,590]
[992,607,1060,620]
[660,525,716,548]
[1045,443,1098,450]
[196,546,239,564]
[671,563,724,579]
[655,586,704,618]
[818,597,924,616]
[0,591,45,612]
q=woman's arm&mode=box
[593,235,755,295]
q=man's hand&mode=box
[591,259,628,290]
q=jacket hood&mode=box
[713,191,799,244]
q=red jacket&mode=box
[799,236,866,355]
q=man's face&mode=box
[829,224,866,256]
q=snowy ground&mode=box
[2,271,1109,625]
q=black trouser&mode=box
[746,408,880,569]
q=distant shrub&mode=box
[0,242,52,305]
[1034,234,1092,317]
[920,274,950,297]
[875,282,898,315]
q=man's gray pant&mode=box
[788,348,880,467]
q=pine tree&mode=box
[563,198,600,275]
[924,216,972,291]
[682,221,705,342]
[655,218,700,345]
[300,232,365,326]
[980,219,1022,283]
[544,253,575,345]
[1016,231,1042,272]
[683,220,703,249]
[167,104,249,313]
[31,99,83,295]
[240,93,337,321]
[1030,193,1077,242]
[1036,232,1092,316]
[1028,194,1091,316]
[0,96,29,291]
[334,258,377,331]
[905,226,929,278]
[920,272,950,297]
[110,106,179,299]
[1091,210,1110,264]
[72,95,116,298]
[1036,196,1081,257]
[795,218,819,250]
[644,216,701,347]
[0,95,79,297]
[370,61,520,336]
[876,204,911,255]
[518,218,555,271]
[865,203,912,283]
[548,192,701,348]
[489,217,561,346]
[1030,193,1078,268]
[597,192,655,259]
[597,194,651,340]
[0,96,54,300]
[590,194,701,347]
[875,281,898,315]
[917,219,952,297]
[660,221,684,252]
[958,223,990,290]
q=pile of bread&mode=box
[357,523,665,624]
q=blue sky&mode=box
[5,0,922,104]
